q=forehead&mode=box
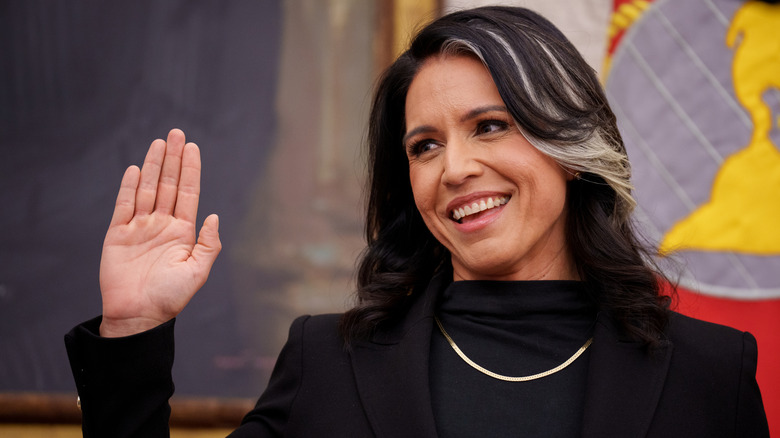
[405,54,504,122]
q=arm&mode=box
[65,317,176,438]
[736,332,770,437]
[66,129,221,437]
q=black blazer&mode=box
[66,271,769,437]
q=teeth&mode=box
[452,196,508,221]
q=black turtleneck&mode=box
[429,280,597,437]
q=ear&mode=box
[564,167,581,181]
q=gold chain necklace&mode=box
[434,316,593,382]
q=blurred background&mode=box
[1,0,777,435]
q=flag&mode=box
[604,0,780,432]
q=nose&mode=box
[442,141,482,186]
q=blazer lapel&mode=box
[581,314,673,438]
[349,271,448,438]
[350,274,674,437]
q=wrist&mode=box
[99,316,167,338]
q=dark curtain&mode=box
[0,0,282,397]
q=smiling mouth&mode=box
[452,196,509,223]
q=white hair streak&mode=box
[439,33,637,222]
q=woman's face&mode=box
[404,54,577,281]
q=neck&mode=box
[451,247,579,282]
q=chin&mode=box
[452,257,518,281]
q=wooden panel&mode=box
[0,392,254,428]
[373,0,442,71]
[0,425,235,438]
[393,0,441,57]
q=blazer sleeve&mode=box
[737,331,770,437]
[64,316,176,438]
[65,315,316,438]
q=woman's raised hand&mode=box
[98,129,222,337]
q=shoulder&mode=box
[239,313,374,434]
[663,311,756,366]
[664,310,751,342]
[594,310,757,386]
[288,313,342,343]
[659,311,759,406]
[665,310,745,338]
[294,313,341,331]
[648,312,769,435]
[283,313,348,362]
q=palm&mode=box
[99,129,221,337]
[102,214,196,321]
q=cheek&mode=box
[409,167,449,244]
[528,153,569,196]
[536,172,570,220]
[408,165,437,213]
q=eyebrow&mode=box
[402,105,509,146]
[461,105,508,123]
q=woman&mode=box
[66,6,769,437]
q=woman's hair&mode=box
[339,6,671,347]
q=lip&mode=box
[452,201,507,233]
[446,191,510,233]
[446,191,510,214]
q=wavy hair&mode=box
[339,6,671,347]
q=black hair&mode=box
[340,6,671,347]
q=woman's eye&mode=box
[408,139,438,156]
[477,120,508,134]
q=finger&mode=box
[155,129,186,215]
[135,139,166,215]
[174,142,202,223]
[190,214,222,287]
[109,165,141,227]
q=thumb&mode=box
[191,214,222,280]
